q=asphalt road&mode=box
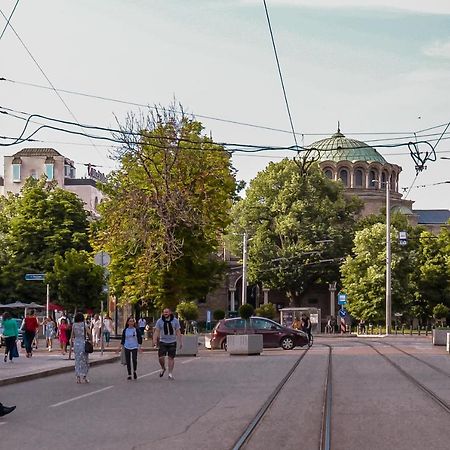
[1,337,449,450]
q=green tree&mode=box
[95,105,237,310]
[341,222,418,322]
[176,300,199,334]
[46,249,105,312]
[255,302,276,319]
[0,178,91,303]
[228,160,362,304]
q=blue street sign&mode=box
[25,273,45,281]
[339,308,347,318]
[338,292,348,305]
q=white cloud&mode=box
[423,40,450,59]
[241,0,450,15]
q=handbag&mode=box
[120,347,126,365]
[84,324,94,354]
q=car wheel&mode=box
[280,336,295,350]
[221,339,228,351]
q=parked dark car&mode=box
[0,318,24,348]
[209,316,309,350]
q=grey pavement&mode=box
[1,335,450,450]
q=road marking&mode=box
[49,386,114,408]
[0,422,6,426]
[138,369,161,379]
[181,358,200,364]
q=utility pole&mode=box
[242,232,248,306]
[385,180,392,335]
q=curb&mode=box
[0,355,120,387]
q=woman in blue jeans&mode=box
[2,312,18,363]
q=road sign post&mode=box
[94,251,111,355]
[24,274,49,318]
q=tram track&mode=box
[357,340,450,415]
[231,344,333,450]
[371,340,450,379]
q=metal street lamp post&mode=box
[242,232,248,306]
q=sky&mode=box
[0,0,449,210]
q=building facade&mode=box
[1,148,104,216]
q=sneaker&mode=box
[127,375,132,380]
[168,373,174,380]
[0,405,16,417]
[133,372,137,380]
[159,369,166,378]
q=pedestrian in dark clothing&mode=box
[118,317,143,380]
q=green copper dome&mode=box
[308,129,387,164]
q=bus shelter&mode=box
[279,307,322,334]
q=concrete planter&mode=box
[227,334,263,355]
[432,329,450,346]
[176,335,199,356]
[447,333,450,353]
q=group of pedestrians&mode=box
[292,313,312,343]
[117,308,182,381]
[1,307,183,420]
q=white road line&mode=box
[0,422,6,426]
[138,369,161,379]
[49,386,114,408]
[181,357,200,364]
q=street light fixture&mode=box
[372,179,392,334]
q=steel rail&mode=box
[358,341,450,415]
[231,349,310,450]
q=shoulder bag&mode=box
[84,324,94,354]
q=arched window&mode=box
[390,173,396,191]
[381,171,387,185]
[369,170,377,188]
[324,169,333,179]
[355,169,364,187]
[339,168,349,187]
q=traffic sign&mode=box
[25,273,45,281]
[94,251,111,267]
[338,308,347,317]
[338,292,348,305]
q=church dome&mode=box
[308,129,386,164]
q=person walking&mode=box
[58,318,69,355]
[21,309,39,358]
[70,312,91,384]
[138,317,146,336]
[118,317,143,380]
[44,317,56,351]
[2,312,19,363]
[0,403,15,417]
[103,315,113,347]
[91,314,101,348]
[153,308,182,380]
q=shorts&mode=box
[158,342,177,358]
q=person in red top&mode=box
[22,309,39,358]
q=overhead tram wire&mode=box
[3,77,450,147]
[404,121,450,199]
[1,107,449,157]
[0,10,107,165]
[0,0,20,41]
[262,0,299,149]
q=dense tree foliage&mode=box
[0,178,91,304]
[228,160,362,304]
[95,105,237,310]
[46,249,105,312]
[341,215,450,323]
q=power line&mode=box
[262,0,299,149]
[0,0,20,41]
[0,9,107,165]
[3,77,450,146]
